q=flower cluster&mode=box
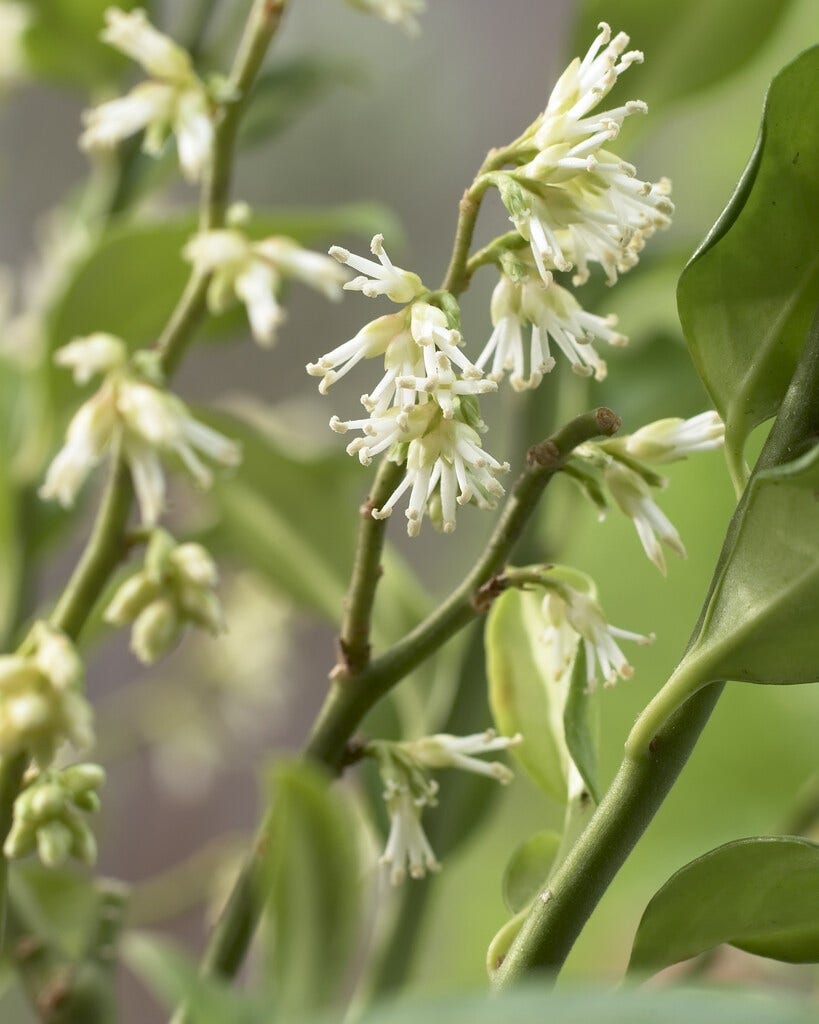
[80,7,214,182]
[5,763,105,868]
[568,412,725,574]
[534,566,653,690]
[370,730,521,884]
[496,23,673,288]
[308,237,508,535]
[0,623,93,767]
[40,334,240,526]
[105,529,224,664]
[476,251,625,388]
[184,215,349,346]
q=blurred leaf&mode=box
[49,203,402,352]
[502,830,561,914]
[630,837,819,973]
[573,0,797,114]
[485,906,528,978]
[355,986,819,1024]
[265,759,360,1017]
[10,864,98,960]
[563,645,600,804]
[486,587,568,802]
[22,0,139,89]
[124,933,260,1024]
[204,408,362,621]
[682,440,819,687]
[240,56,362,149]
[677,46,819,483]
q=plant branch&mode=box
[337,458,406,676]
[306,407,621,770]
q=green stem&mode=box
[494,301,819,985]
[0,752,27,951]
[492,683,725,986]
[306,408,621,770]
[49,452,134,642]
[440,176,492,295]
[200,0,287,230]
[337,458,406,676]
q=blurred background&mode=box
[0,0,818,1020]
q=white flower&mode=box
[329,234,425,304]
[40,335,241,525]
[408,730,522,783]
[380,785,440,885]
[541,580,653,690]
[370,413,509,536]
[184,227,348,346]
[308,300,483,417]
[605,461,686,575]
[0,2,30,89]
[345,0,426,38]
[477,261,625,387]
[54,333,127,385]
[499,23,673,286]
[80,8,213,183]
[623,412,725,464]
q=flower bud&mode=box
[105,571,159,626]
[131,599,181,664]
[170,543,219,589]
[37,821,73,868]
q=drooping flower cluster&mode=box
[476,251,626,388]
[308,237,509,535]
[80,7,214,182]
[105,529,224,664]
[0,623,93,767]
[344,0,426,37]
[183,214,350,346]
[40,334,240,526]
[496,23,673,289]
[568,412,725,574]
[5,763,105,868]
[534,566,653,690]
[370,730,521,884]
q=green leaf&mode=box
[204,407,363,621]
[485,587,569,802]
[502,830,562,914]
[9,864,99,960]
[573,0,797,114]
[356,984,818,1024]
[240,56,362,149]
[265,759,361,1017]
[630,837,819,973]
[563,644,601,804]
[677,46,819,484]
[22,0,139,89]
[685,441,819,686]
[49,203,403,352]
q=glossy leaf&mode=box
[573,0,797,115]
[264,759,360,1016]
[502,830,561,913]
[240,56,362,149]
[22,0,139,89]
[203,407,362,621]
[357,985,817,1024]
[677,46,819,483]
[48,203,403,352]
[630,837,819,973]
[486,587,569,802]
[686,442,819,686]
